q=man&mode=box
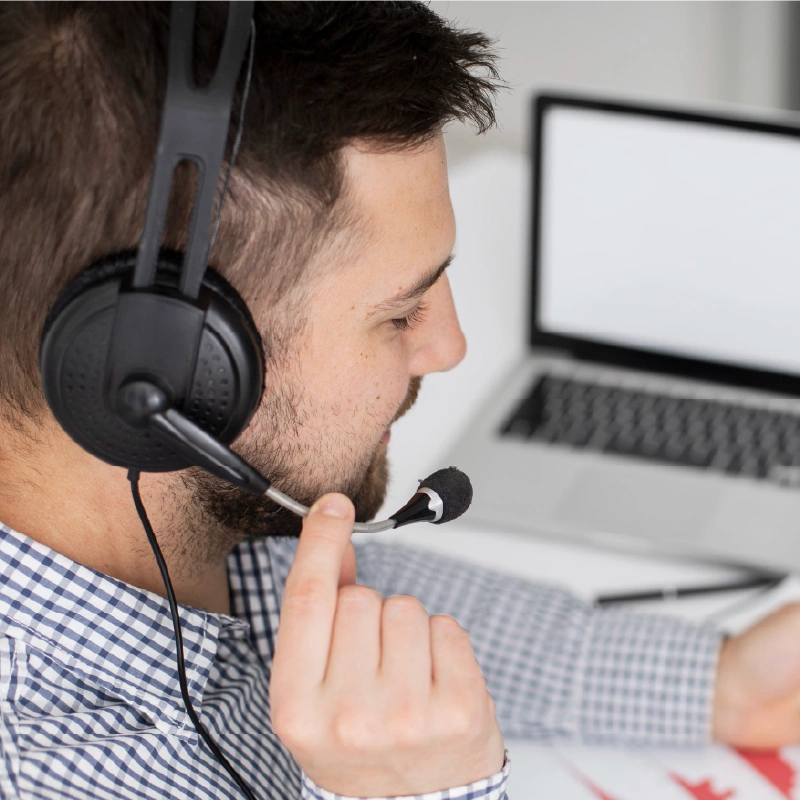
[1,2,800,799]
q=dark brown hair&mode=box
[0,1,500,421]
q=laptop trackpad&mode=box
[554,463,721,542]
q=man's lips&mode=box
[380,429,391,446]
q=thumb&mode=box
[307,495,356,587]
[297,492,356,590]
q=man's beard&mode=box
[172,376,423,559]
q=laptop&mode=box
[443,92,800,574]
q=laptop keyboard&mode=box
[500,374,800,485]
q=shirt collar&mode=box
[0,523,251,735]
[227,534,298,664]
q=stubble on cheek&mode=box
[173,373,413,552]
[158,367,423,578]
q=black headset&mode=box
[39,2,262,480]
[37,0,471,520]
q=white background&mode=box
[430,1,794,166]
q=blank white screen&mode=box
[539,105,800,375]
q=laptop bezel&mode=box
[529,91,800,398]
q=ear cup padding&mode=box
[42,253,141,340]
[40,250,265,472]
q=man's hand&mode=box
[713,602,800,747]
[269,493,506,797]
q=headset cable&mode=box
[128,470,259,800]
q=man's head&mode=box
[0,2,500,560]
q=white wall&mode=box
[430,1,792,164]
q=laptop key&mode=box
[505,418,532,437]
[562,426,593,447]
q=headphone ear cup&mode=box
[40,251,265,472]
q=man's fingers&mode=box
[339,541,357,589]
[273,493,356,691]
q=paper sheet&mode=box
[504,741,800,799]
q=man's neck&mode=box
[0,419,232,615]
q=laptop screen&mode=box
[537,100,800,378]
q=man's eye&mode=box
[392,300,429,331]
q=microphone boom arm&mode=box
[148,403,396,531]
[264,484,397,533]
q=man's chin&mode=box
[352,446,389,523]
[185,446,390,542]
[182,374,421,545]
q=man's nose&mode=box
[408,274,467,377]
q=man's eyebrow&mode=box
[368,254,454,317]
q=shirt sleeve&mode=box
[299,749,511,800]
[351,539,723,747]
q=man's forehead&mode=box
[342,137,450,226]
[338,137,455,301]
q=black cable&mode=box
[126,23,260,797]
[128,470,259,800]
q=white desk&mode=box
[353,149,800,797]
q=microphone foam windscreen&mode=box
[419,466,473,524]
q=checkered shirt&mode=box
[0,521,722,799]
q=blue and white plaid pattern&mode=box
[300,765,509,800]
[0,521,722,799]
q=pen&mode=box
[594,574,785,606]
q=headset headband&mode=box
[134,1,253,300]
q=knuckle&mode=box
[430,613,467,637]
[331,700,430,753]
[383,594,426,619]
[442,695,485,737]
[388,701,428,746]
[446,703,475,737]
[332,707,379,752]
[453,710,475,737]
[337,584,383,609]
[272,705,313,748]
[433,677,493,737]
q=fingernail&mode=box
[313,496,349,519]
